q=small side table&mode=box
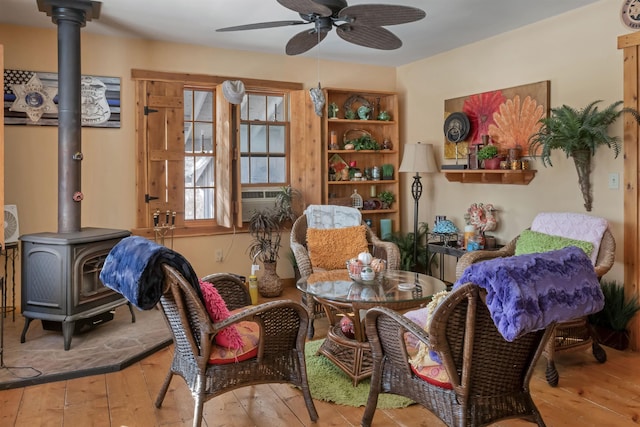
[1,242,18,321]
[427,241,503,285]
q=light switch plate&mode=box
[608,173,619,189]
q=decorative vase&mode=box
[259,261,282,297]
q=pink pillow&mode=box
[199,279,244,350]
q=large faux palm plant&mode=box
[384,222,434,272]
[528,100,640,211]
[588,280,640,350]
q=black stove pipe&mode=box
[37,0,101,233]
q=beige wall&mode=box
[0,0,631,307]
[0,23,396,297]
[397,0,628,282]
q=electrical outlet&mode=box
[215,249,224,262]
[608,173,619,190]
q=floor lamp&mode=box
[399,142,437,271]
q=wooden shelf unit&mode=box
[442,169,536,185]
[323,89,400,235]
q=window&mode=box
[184,88,215,220]
[240,92,288,185]
[132,70,303,237]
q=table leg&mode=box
[317,324,373,386]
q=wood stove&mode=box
[20,228,132,350]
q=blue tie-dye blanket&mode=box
[454,246,604,341]
[99,236,201,310]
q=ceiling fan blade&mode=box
[277,0,332,17]
[286,29,328,55]
[338,4,426,26]
[336,24,402,50]
[217,20,308,32]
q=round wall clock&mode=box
[621,0,640,30]
[444,112,470,143]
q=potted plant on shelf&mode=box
[528,100,640,211]
[381,163,394,180]
[588,280,640,350]
[477,144,502,170]
[378,191,395,209]
[247,208,283,297]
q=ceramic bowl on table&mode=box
[346,258,386,282]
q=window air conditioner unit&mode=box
[241,187,280,222]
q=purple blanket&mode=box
[454,246,604,341]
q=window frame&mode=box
[131,69,303,238]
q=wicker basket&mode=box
[343,129,372,147]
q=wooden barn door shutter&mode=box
[143,80,185,228]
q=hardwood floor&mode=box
[1,284,639,427]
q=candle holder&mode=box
[153,209,176,248]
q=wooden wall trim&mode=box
[619,33,640,351]
[619,32,640,49]
[131,69,303,91]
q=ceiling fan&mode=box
[216,0,426,55]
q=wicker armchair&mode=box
[290,212,400,338]
[455,228,615,387]
[362,283,552,427]
[155,266,318,427]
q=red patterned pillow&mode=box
[406,344,452,389]
[199,279,243,350]
[208,320,260,365]
[410,362,452,389]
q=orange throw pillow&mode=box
[306,225,369,270]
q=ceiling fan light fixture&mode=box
[217,0,425,55]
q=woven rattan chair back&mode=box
[200,272,251,311]
[290,212,401,338]
[154,265,318,427]
[455,227,615,387]
[362,283,552,427]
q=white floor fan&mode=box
[4,205,19,245]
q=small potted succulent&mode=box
[381,163,394,180]
[477,144,503,170]
[378,191,395,209]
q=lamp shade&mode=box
[399,142,437,173]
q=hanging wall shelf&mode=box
[442,169,536,185]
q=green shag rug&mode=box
[304,339,414,409]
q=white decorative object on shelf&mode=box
[351,189,363,209]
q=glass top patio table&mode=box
[296,269,447,309]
